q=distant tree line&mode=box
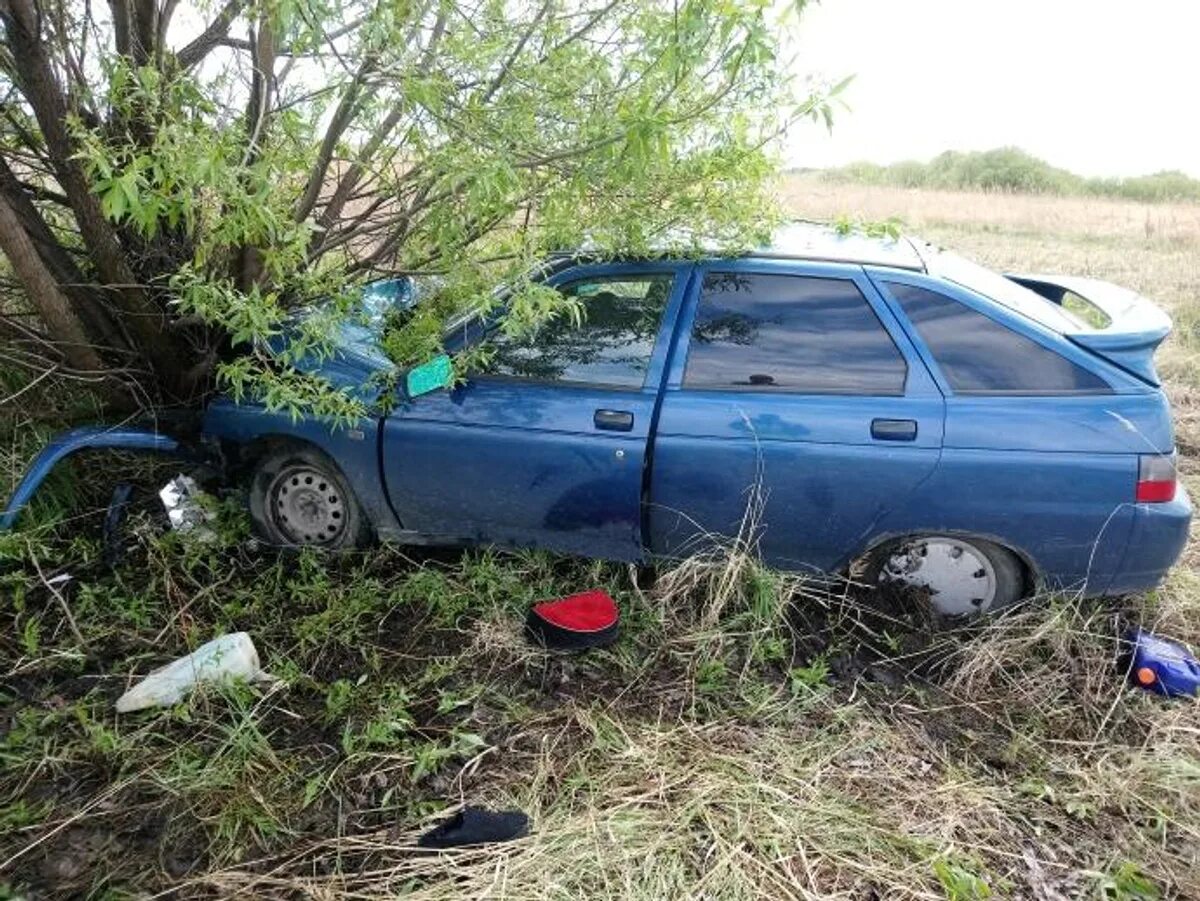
[806,147,1200,203]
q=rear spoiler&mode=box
[1007,274,1172,386]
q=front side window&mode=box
[683,273,908,395]
[486,275,673,387]
[887,282,1111,394]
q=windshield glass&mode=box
[925,248,1090,333]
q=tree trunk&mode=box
[0,191,112,379]
[0,0,189,398]
[0,160,128,353]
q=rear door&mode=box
[380,263,690,561]
[647,260,944,573]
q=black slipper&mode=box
[418,806,530,848]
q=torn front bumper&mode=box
[0,425,186,530]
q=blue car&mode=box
[4,224,1190,617]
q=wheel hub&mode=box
[879,537,997,616]
[268,466,345,545]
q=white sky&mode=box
[785,0,1200,177]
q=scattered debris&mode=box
[158,474,215,540]
[1123,627,1200,697]
[115,632,270,713]
[526,588,619,650]
[102,482,136,568]
[417,806,530,848]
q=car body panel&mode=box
[200,398,401,540]
[861,447,1138,593]
[648,259,947,573]
[0,425,183,530]
[1108,489,1193,594]
[378,261,692,560]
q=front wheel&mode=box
[248,444,371,549]
[863,535,1025,618]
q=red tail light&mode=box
[1136,453,1177,503]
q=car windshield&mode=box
[924,248,1092,333]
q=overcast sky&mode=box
[785,0,1200,178]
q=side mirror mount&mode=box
[404,354,455,399]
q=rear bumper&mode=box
[1106,486,1193,595]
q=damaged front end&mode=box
[0,424,192,531]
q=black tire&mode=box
[862,534,1025,620]
[247,443,371,549]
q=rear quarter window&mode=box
[887,283,1111,395]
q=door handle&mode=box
[871,418,918,441]
[594,409,634,432]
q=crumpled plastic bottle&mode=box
[115,632,268,712]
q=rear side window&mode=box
[486,275,672,387]
[887,283,1111,394]
[683,273,907,395]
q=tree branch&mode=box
[294,58,378,223]
[175,0,245,69]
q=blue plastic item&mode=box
[405,354,454,398]
[1124,627,1200,698]
[0,426,182,531]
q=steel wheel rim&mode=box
[879,537,998,616]
[268,465,346,545]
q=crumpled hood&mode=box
[267,278,415,403]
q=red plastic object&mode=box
[526,589,620,650]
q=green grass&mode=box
[1,501,1197,898]
[3,199,1200,898]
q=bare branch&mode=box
[175,0,245,69]
[294,59,378,223]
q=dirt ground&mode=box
[1,180,1198,899]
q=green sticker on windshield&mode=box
[406,354,453,397]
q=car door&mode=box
[380,262,691,561]
[647,260,945,574]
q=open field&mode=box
[2,182,1200,899]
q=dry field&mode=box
[1,182,1199,900]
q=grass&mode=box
[811,148,1200,204]
[2,183,1200,899]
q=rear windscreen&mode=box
[924,250,1092,333]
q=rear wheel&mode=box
[248,444,370,549]
[864,535,1024,618]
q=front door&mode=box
[380,263,691,561]
[648,261,945,573]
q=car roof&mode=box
[745,221,926,271]
[548,221,927,272]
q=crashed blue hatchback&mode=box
[4,224,1191,617]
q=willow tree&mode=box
[0,0,839,415]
